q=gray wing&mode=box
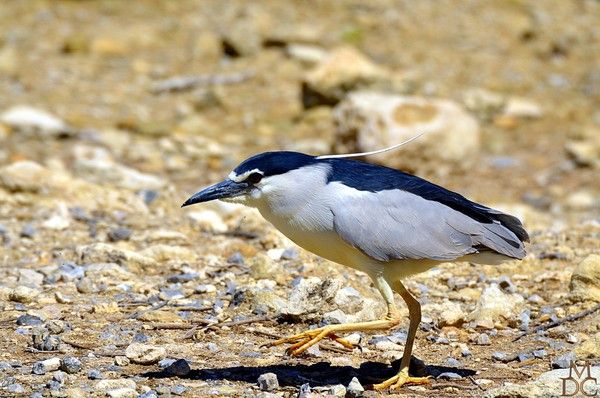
[331,189,526,262]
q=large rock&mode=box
[73,145,165,190]
[570,255,600,302]
[469,283,524,328]
[333,92,480,172]
[303,46,408,108]
[282,277,342,320]
[124,343,166,365]
[485,367,600,398]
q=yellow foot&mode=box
[371,368,431,390]
[261,326,355,356]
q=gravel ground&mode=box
[0,1,599,397]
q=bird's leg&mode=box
[263,274,402,356]
[372,281,431,390]
[263,309,401,356]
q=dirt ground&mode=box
[0,1,599,397]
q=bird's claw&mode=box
[261,327,355,356]
[371,368,431,390]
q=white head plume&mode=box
[316,132,425,160]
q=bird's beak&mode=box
[181,179,248,207]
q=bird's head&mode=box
[182,151,322,208]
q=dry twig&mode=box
[513,302,600,341]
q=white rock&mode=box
[187,210,227,233]
[125,343,166,365]
[566,191,598,211]
[503,97,543,118]
[462,88,506,119]
[0,106,69,136]
[283,277,342,319]
[257,372,279,391]
[9,286,40,303]
[17,269,45,287]
[570,255,600,302]
[323,309,348,324]
[469,283,524,328]
[334,92,480,171]
[425,300,466,327]
[0,160,51,192]
[346,377,364,397]
[328,384,347,397]
[344,333,362,346]
[42,203,71,230]
[96,380,137,391]
[334,286,363,313]
[287,43,328,64]
[106,388,138,398]
[73,145,164,190]
[266,248,285,261]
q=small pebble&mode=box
[138,189,159,205]
[227,252,245,264]
[196,284,217,294]
[158,358,176,368]
[167,273,199,283]
[16,314,43,326]
[47,380,61,390]
[114,356,130,366]
[164,359,191,377]
[133,333,149,343]
[281,247,299,260]
[552,352,577,369]
[20,223,36,238]
[446,357,461,367]
[497,276,517,293]
[6,384,25,394]
[53,370,67,383]
[257,372,279,391]
[298,383,311,398]
[518,352,533,362]
[206,342,219,352]
[532,349,547,358]
[107,226,132,242]
[346,377,364,398]
[476,333,491,345]
[437,372,463,379]
[87,369,103,380]
[0,361,12,371]
[171,385,186,395]
[328,384,347,397]
[138,391,158,398]
[60,356,82,374]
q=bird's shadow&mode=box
[141,359,476,388]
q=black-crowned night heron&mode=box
[182,140,529,390]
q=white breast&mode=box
[252,165,379,272]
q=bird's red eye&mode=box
[246,172,263,184]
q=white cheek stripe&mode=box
[229,168,263,182]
